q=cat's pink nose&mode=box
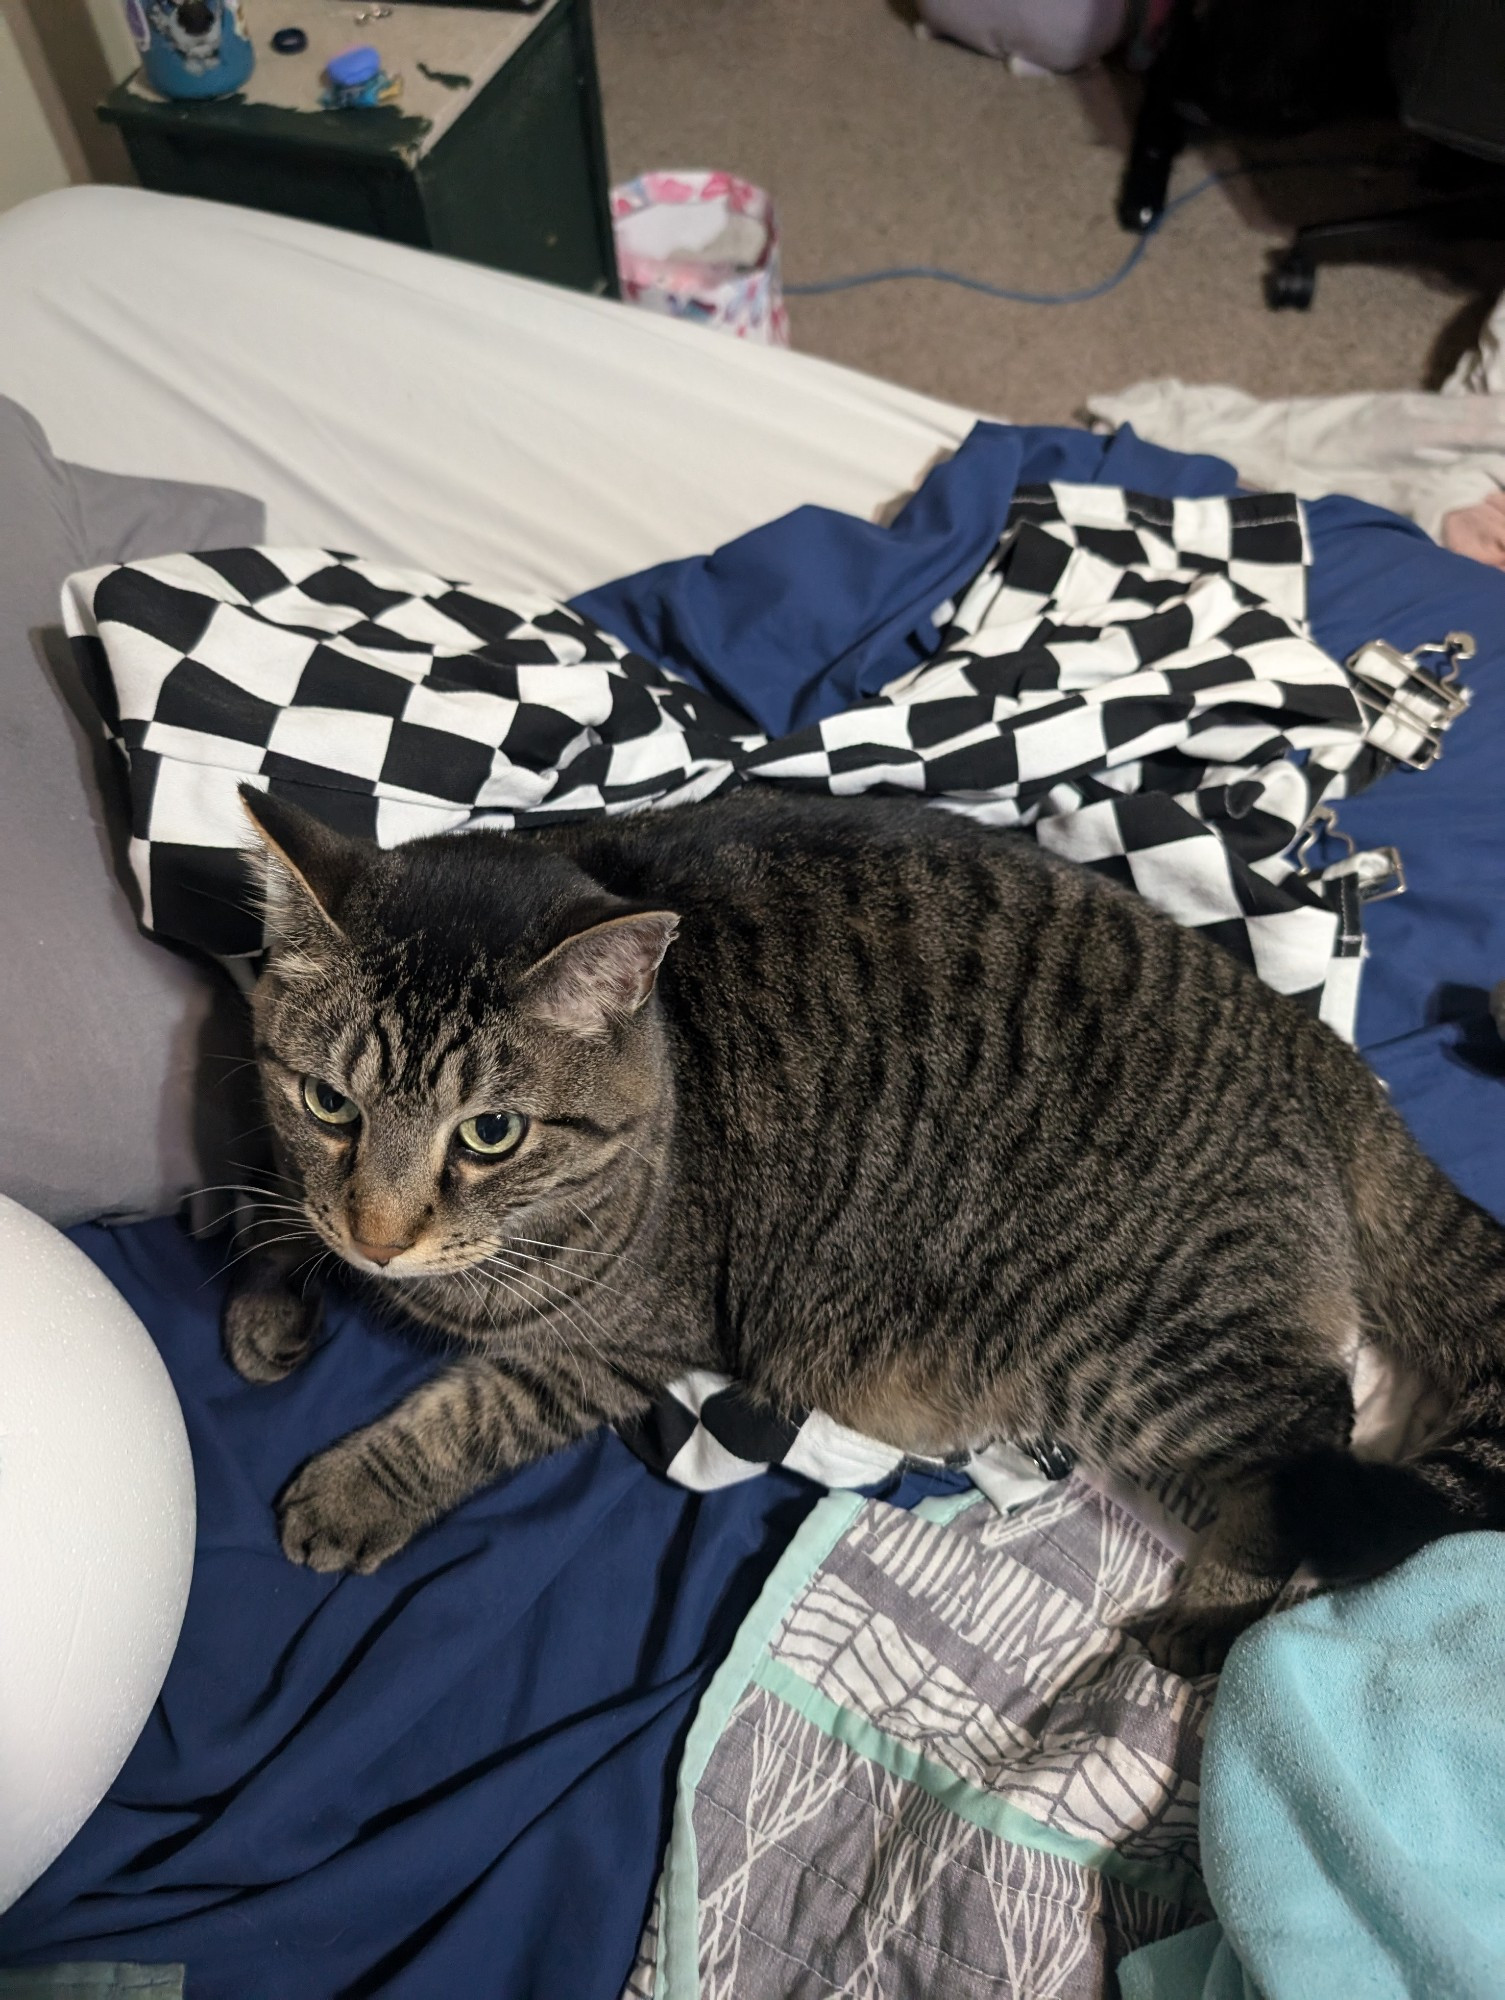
[350,1237,413,1267]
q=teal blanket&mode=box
[1120,1533,1505,2000]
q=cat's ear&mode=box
[521,909,679,1036]
[239,784,367,942]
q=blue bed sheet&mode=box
[1303,494,1505,1217]
[4,422,1504,1998]
[574,423,1239,739]
[0,1221,822,1998]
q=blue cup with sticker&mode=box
[123,0,256,101]
[322,43,403,110]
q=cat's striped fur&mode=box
[228,787,1505,1667]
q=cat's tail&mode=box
[1271,1416,1505,1583]
[1275,1099,1505,1582]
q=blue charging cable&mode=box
[783,160,1376,306]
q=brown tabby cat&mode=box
[227,784,1505,1670]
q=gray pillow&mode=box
[0,396,265,1225]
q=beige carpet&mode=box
[594,0,1495,423]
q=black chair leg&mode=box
[1118,91,1186,232]
[1118,0,1197,233]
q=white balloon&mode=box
[0,1194,195,1913]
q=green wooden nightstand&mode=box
[98,0,617,296]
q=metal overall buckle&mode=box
[1344,630,1475,771]
[1294,805,1406,904]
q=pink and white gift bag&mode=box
[611,171,790,347]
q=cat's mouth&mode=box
[327,1225,492,1283]
[301,1205,524,1284]
[300,1210,445,1280]
[340,1236,471,1280]
[344,1238,424,1276]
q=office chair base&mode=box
[1265,185,1505,310]
[1266,251,1317,309]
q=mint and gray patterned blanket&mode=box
[625,1474,1222,1997]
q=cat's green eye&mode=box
[302,1076,360,1127]
[457,1111,528,1159]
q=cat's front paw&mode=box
[224,1281,321,1384]
[277,1441,422,1573]
[1142,1606,1240,1678]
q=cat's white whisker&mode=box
[191,1180,304,1203]
[480,1269,594,1404]
[468,1233,629,1291]
[476,1254,621,1374]
[225,1160,305,1188]
[299,1250,335,1300]
[479,1269,626,1374]
[224,1208,315,1239]
[208,1227,319,1286]
[503,1234,619,1259]
[488,1249,632,1304]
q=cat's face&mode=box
[242,792,676,1281]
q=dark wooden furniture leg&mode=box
[1118,0,1198,233]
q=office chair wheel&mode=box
[1266,251,1316,310]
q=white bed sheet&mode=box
[0,187,978,602]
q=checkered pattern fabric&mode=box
[62,484,1467,1504]
[615,1369,1066,1512]
[63,544,756,959]
[745,486,1375,1035]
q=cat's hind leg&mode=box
[1144,1359,1354,1675]
[1146,1474,1299,1676]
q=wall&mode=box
[0,11,72,211]
[0,0,137,216]
[86,0,140,83]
